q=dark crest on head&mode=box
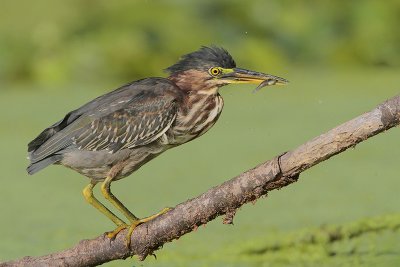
[165,46,236,75]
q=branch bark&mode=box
[2,95,399,267]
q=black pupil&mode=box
[213,69,218,74]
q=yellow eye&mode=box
[209,67,221,76]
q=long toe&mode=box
[139,207,172,223]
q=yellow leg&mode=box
[101,176,139,222]
[100,176,171,247]
[83,181,128,238]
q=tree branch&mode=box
[2,95,399,267]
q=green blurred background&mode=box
[1,0,399,266]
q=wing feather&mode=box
[75,100,177,153]
[28,78,182,164]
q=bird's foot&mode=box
[125,207,172,248]
[105,223,129,240]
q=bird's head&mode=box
[166,46,288,94]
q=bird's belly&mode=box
[60,144,167,182]
[61,150,125,181]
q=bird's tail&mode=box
[27,155,62,175]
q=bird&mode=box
[27,46,288,246]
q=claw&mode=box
[125,207,172,249]
[105,224,128,240]
[159,207,172,213]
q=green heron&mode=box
[27,46,288,245]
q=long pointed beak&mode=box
[221,68,289,89]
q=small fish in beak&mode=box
[253,78,288,93]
